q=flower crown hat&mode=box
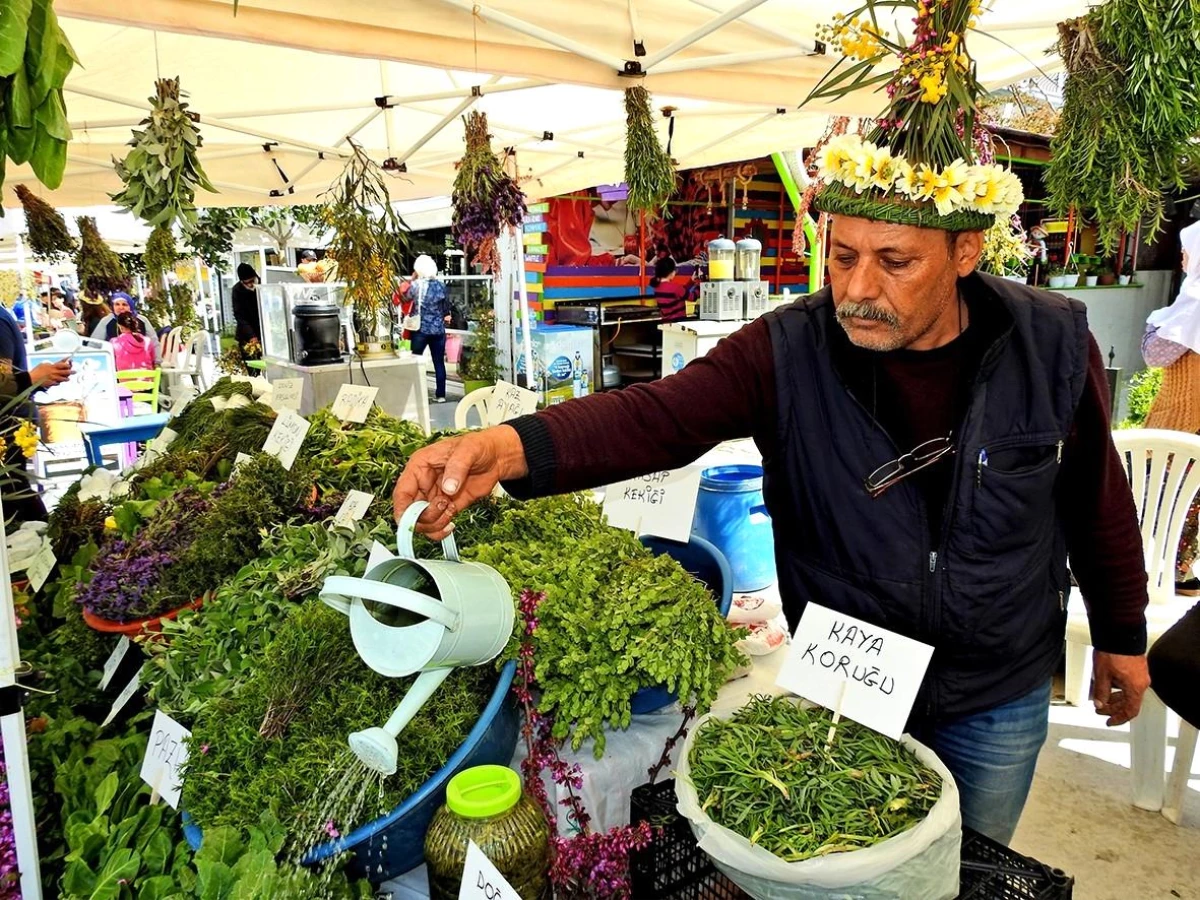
[807,1,1023,232]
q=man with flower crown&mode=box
[391,1,1150,845]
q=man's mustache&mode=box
[835,301,900,327]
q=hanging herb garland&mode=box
[623,85,676,217]
[13,183,74,261]
[143,222,177,286]
[110,77,217,227]
[0,0,77,200]
[451,111,526,275]
[73,215,130,296]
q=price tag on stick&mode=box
[486,380,539,426]
[602,467,702,543]
[262,411,310,471]
[102,665,144,727]
[139,710,191,810]
[270,378,304,412]
[332,490,374,529]
[26,543,56,593]
[774,602,934,740]
[459,840,518,900]
[332,384,379,423]
[98,636,131,691]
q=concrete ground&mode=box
[1013,702,1200,899]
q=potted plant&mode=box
[1098,258,1117,286]
[461,308,499,395]
[1084,263,1100,287]
[1119,260,1135,285]
[1047,265,1068,290]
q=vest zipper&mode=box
[929,551,937,573]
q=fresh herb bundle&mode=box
[13,184,74,260]
[73,215,130,295]
[0,0,77,197]
[465,496,745,756]
[46,480,109,562]
[623,85,676,217]
[461,308,499,383]
[688,696,941,862]
[144,222,177,288]
[451,111,526,274]
[110,77,216,227]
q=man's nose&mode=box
[844,260,881,302]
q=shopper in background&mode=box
[0,301,72,522]
[91,293,159,362]
[650,256,699,323]
[48,289,76,331]
[111,312,157,371]
[1141,221,1200,594]
[231,263,262,346]
[79,294,110,336]
[408,254,452,404]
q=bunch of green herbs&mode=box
[73,215,131,295]
[688,696,941,862]
[623,85,676,217]
[13,183,74,260]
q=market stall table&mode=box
[78,412,171,467]
[264,355,430,434]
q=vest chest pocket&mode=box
[964,438,1063,559]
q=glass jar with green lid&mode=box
[425,765,551,900]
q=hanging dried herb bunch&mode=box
[111,76,217,227]
[144,222,178,286]
[623,85,676,217]
[13,184,75,261]
[322,141,410,342]
[451,111,527,275]
[73,216,130,296]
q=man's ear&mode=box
[954,229,985,277]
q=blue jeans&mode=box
[410,332,447,399]
[910,680,1050,846]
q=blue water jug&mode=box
[692,465,776,592]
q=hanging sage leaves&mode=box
[14,183,74,261]
[623,85,676,217]
[111,77,217,227]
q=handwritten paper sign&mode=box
[459,840,518,900]
[102,666,143,727]
[261,411,310,471]
[332,384,378,423]
[602,467,703,543]
[146,428,177,456]
[99,636,131,691]
[26,543,56,593]
[139,710,191,809]
[168,386,198,418]
[333,490,374,530]
[774,602,933,739]
[487,380,540,427]
[271,378,304,412]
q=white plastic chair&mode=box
[1066,428,1200,814]
[160,332,209,395]
[454,386,497,430]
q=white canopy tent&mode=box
[2,0,1085,209]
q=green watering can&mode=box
[320,500,514,775]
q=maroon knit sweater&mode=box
[508,298,1149,656]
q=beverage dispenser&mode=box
[735,238,763,282]
[706,237,736,281]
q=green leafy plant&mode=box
[1120,366,1163,428]
[461,307,499,384]
[14,183,74,260]
[110,76,217,227]
[184,205,326,271]
[74,215,131,296]
[143,222,177,287]
[0,0,77,197]
[623,85,676,217]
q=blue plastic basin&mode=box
[692,464,777,593]
[630,534,733,715]
[185,660,519,883]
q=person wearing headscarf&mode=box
[90,293,160,363]
[1141,221,1200,592]
[232,263,262,345]
[407,255,451,403]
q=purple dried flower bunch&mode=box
[515,590,653,900]
[451,111,526,275]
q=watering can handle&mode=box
[396,500,460,562]
[320,576,460,630]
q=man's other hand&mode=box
[1093,650,1151,727]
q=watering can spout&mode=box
[350,668,454,775]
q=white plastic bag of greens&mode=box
[675,705,961,900]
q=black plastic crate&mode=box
[628,779,1073,900]
[959,828,1074,900]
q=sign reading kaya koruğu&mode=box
[602,467,702,543]
[774,602,934,740]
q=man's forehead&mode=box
[829,220,936,254]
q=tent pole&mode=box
[679,110,781,161]
[641,0,771,69]
[650,47,811,75]
[514,232,534,395]
[398,79,501,164]
[688,0,819,51]
[384,79,548,107]
[627,0,644,52]
[287,107,385,187]
[435,0,625,71]
[379,62,398,159]
[0,491,43,899]
[14,235,32,354]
